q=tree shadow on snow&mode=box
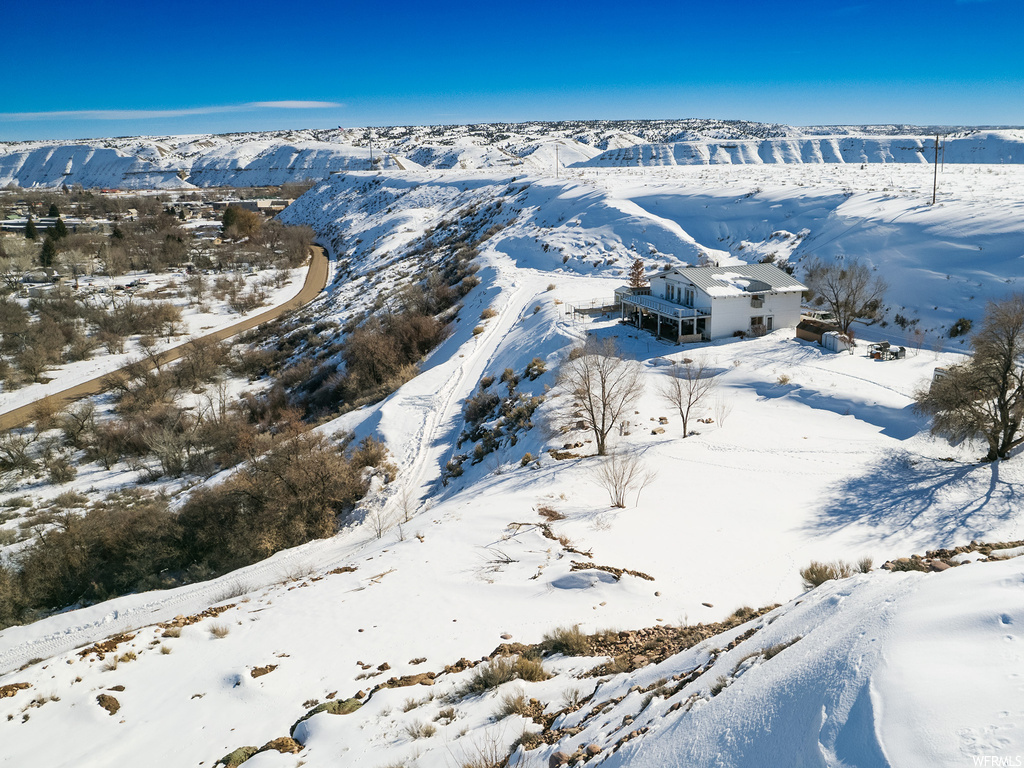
[745,380,922,439]
[808,452,1022,545]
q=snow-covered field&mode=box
[2,160,1024,767]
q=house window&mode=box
[751,316,764,327]
[667,284,675,301]
[684,287,694,306]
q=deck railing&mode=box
[620,293,710,319]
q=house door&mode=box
[766,316,774,331]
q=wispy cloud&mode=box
[249,101,342,109]
[0,101,343,122]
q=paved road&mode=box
[0,246,329,432]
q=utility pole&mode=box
[368,130,374,168]
[555,143,559,179]
[931,134,940,205]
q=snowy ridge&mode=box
[1,121,1022,189]
[575,130,1024,167]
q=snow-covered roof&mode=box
[665,263,807,297]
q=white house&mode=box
[615,263,807,342]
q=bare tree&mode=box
[558,337,644,455]
[184,273,207,305]
[804,257,887,336]
[915,294,1024,461]
[659,358,718,438]
[592,450,657,508]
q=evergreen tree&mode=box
[628,257,648,289]
[40,236,57,269]
[48,203,60,217]
[24,216,38,241]
[52,217,69,240]
[222,205,240,232]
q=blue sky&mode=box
[2,0,1020,141]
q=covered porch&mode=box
[618,293,711,343]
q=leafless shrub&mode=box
[464,656,549,695]
[561,686,587,709]
[800,560,855,590]
[709,675,728,696]
[367,506,393,539]
[495,689,531,719]
[405,720,436,739]
[540,625,590,656]
[536,505,564,521]
[763,636,802,660]
[591,450,657,508]
[402,697,422,712]
[458,731,510,768]
[713,397,733,427]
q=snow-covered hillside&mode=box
[2,162,1024,767]
[1,120,1022,189]
[0,144,186,189]
[575,130,1024,168]
[285,162,1024,339]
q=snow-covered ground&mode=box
[2,161,1023,767]
[0,264,305,417]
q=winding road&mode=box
[0,246,329,432]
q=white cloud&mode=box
[0,101,343,122]
[249,101,342,109]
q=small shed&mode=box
[797,317,841,344]
[822,331,855,353]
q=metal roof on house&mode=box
[665,263,807,296]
